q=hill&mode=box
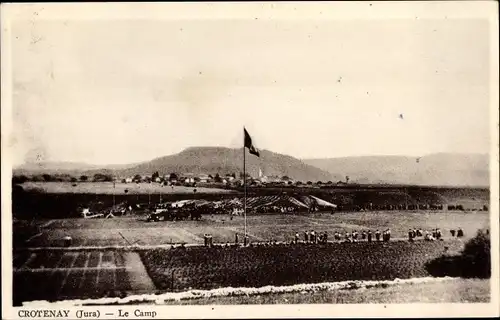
[304,153,489,187]
[14,162,136,176]
[107,147,337,182]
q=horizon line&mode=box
[14,146,489,168]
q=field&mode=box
[12,210,490,305]
[19,182,233,195]
[140,240,465,292]
[12,250,155,306]
[157,278,490,305]
[18,211,489,248]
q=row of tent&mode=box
[162,195,337,211]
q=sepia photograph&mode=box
[1,1,499,318]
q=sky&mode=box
[9,14,492,165]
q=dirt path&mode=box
[122,252,156,292]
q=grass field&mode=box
[12,211,490,305]
[19,211,489,248]
[20,182,233,195]
[157,278,490,304]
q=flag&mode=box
[244,128,260,157]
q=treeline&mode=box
[12,173,113,184]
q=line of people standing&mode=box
[294,229,392,244]
[295,230,329,244]
[334,229,392,242]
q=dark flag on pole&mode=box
[244,128,260,157]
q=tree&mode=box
[214,173,222,183]
[316,181,323,185]
[93,173,113,182]
[31,175,44,182]
[70,177,78,183]
[425,229,490,278]
[169,173,178,181]
[80,175,88,182]
[282,175,290,181]
[12,175,28,184]
[306,181,312,185]
[133,174,142,182]
[42,174,53,182]
[152,171,160,181]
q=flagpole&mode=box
[243,129,247,241]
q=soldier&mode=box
[304,230,309,243]
[385,229,391,241]
[235,233,239,245]
[334,232,341,241]
[424,231,430,241]
[408,229,414,242]
[361,230,367,240]
[457,227,464,238]
[367,230,373,243]
[345,231,350,242]
[311,230,316,244]
[244,234,249,246]
[375,230,381,242]
[436,228,442,240]
[323,231,328,244]
[425,231,434,241]
[294,232,299,244]
[352,230,358,242]
[450,229,456,237]
[417,228,423,237]
[204,234,208,247]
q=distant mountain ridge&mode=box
[14,147,337,182]
[303,153,489,187]
[14,149,489,186]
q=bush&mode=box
[12,175,29,184]
[425,229,490,278]
[461,229,490,278]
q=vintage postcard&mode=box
[1,1,499,319]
